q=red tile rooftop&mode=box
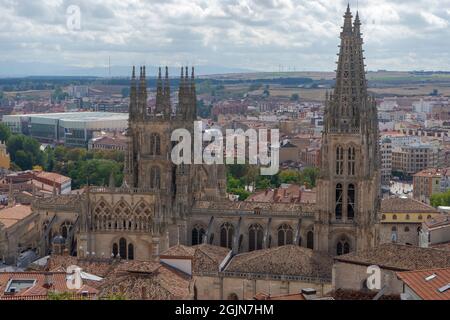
[397,267,450,300]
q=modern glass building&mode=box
[2,112,129,148]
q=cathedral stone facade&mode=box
[32,6,380,261]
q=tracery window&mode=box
[150,133,161,156]
[277,224,293,246]
[348,147,356,175]
[220,223,234,249]
[60,221,73,239]
[248,224,263,252]
[347,184,355,220]
[336,147,344,175]
[192,225,206,246]
[337,238,350,255]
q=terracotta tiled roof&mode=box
[161,244,231,274]
[43,256,193,300]
[397,267,450,300]
[335,244,450,271]
[160,244,196,258]
[424,214,450,229]
[45,256,116,278]
[192,245,231,274]
[0,272,98,300]
[0,205,33,229]
[381,198,438,214]
[35,171,71,184]
[99,264,192,300]
[225,245,333,280]
[414,168,450,178]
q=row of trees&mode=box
[1,123,124,189]
[226,164,319,201]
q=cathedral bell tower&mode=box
[315,5,380,255]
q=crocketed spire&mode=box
[164,66,171,116]
[325,5,374,134]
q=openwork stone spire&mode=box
[138,66,147,117]
[325,6,374,134]
[164,66,171,116]
[129,66,137,120]
[156,67,164,114]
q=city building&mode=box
[333,244,450,295]
[2,112,128,148]
[413,168,450,204]
[380,197,440,246]
[2,170,72,196]
[0,271,99,300]
[88,134,128,152]
[380,137,392,188]
[392,143,442,176]
[419,214,450,248]
[0,205,39,265]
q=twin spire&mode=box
[129,65,197,121]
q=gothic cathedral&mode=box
[33,5,379,261]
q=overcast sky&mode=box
[1,0,450,75]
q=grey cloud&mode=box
[1,0,450,74]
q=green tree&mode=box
[279,170,301,184]
[72,159,122,188]
[299,167,320,188]
[431,190,450,207]
[290,93,300,101]
[15,150,33,170]
[229,188,251,201]
[0,123,11,143]
[6,134,25,161]
[256,177,271,190]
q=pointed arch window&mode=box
[348,147,356,175]
[249,224,263,252]
[60,221,73,239]
[336,147,344,175]
[119,238,127,259]
[337,238,350,255]
[335,183,343,220]
[192,225,206,246]
[277,224,293,246]
[347,184,355,220]
[150,133,161,156]
[307,231,314,249]
[128,243,134,260]
[150,166,161,189]
[220,223,234,249]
